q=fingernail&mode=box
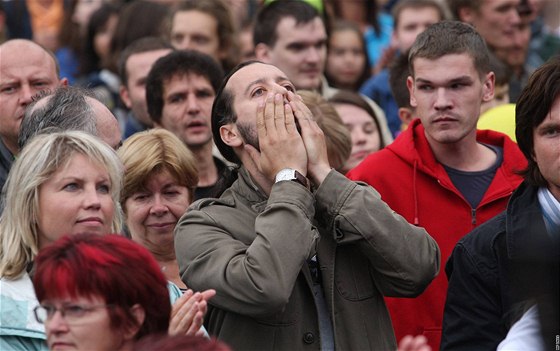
[275,93,282,101]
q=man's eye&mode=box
[284,85,295,93]
[1,86,16,94]
[543,128,560,137]
[169,96,184,103]
[418,85,432,91]
[193,36,209,45]
[252,88,265,97]
[197,91,214,99]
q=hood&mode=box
[386,119,526,181]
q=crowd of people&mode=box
[0,0,558,350]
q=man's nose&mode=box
[434,88,452,110]
[19,84,34,106]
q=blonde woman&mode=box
[0,131,123,350]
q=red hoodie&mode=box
[346,119,527,350]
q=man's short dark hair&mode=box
[515,56,560,187]
[253,1,321,48]
[145,50,224,124]
[19,86,98,149]
[118,37,173,87]
[408,20,490,78]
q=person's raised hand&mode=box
[168,289,216,336]
[245,92,307,182]
[287,91,331,186]
[397,335,431,351]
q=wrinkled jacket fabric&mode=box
[442,182,559,350]
[346,119,526,349]
[175,168,440,350]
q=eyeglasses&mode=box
[33,304,113,324]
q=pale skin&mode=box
[407,54,496,171]
[168,289,216,337]
[123,172,216,336]
[245,90,331,194]
[398,335,432,351]
[219,63,330,194]
[155,73,218,189]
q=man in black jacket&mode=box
[441,56,560,350]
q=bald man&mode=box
[0,39,67,190]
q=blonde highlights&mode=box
[0,131,123,279]
[118,129,198,208]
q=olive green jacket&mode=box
[175,168,440,350]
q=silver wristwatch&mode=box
[275,168,309,188]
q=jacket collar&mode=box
[388,119,526,178]
[231,167,269,212]
[506,182,559,262]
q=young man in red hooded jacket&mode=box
[347,21,527,350]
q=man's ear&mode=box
[119,86,132,109]
[482,71,495,102]
[123,304,145,341]
[406,76,417,108]
[398,107,414,127]
[220,123,243,148]
[59,78,69,86]
[254,43,271,62]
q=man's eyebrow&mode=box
[415,78,432,84]
[244,78,266,95]
[415,76,473,84]
[536,120,560,130]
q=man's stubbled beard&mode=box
[237,122,260,151]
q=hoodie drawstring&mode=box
[413,160,419,226]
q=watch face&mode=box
[276,168,296,182]
[275,168,308,188]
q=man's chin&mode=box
[183,136,213,149]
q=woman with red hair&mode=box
[33,233,171,351]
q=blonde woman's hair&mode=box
[118,128,198,208]
[0,131,123,279]
[298,90,352,171]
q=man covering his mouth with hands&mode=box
[174,60,440,351]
